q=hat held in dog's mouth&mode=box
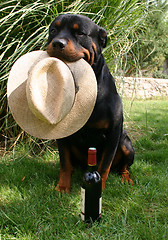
[7,51,97,139]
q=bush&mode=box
[131,0,168,76]
[152,71,168,79]
[0,0,150,147]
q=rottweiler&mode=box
[47,14,134,193]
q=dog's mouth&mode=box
[82,42,97,65]
[47,39,96,66]
[81,48,94,65]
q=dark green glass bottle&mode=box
[81,148,102,222]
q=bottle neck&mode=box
[88,164,97,172]
[88,147,97,172]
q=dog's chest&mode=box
[69,125,109,150]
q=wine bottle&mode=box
[81,147,102,222]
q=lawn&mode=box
[0,97,168,240]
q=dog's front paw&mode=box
[121,170,134,186]
[55,183,70,194]
[55,171,71,194]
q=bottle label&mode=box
[99,197,102,216]
[81,187,85,221]
[81,187,102,221]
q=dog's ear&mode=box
[98,28,107,48]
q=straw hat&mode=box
[7,51,97,139]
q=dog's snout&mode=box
[52,39,67,50]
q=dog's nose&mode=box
[52,39,67,50]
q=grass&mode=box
[0,97,168,239]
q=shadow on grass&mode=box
[0,151,85,238]
[0,99,168,239]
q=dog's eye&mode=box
[77,31,84,35]
[77,30,86,36]
[51,28,57,34]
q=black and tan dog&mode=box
[47,14,134,193]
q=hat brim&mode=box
[7,51,97,139]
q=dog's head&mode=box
[47,14,107,65]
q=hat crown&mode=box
[26,58,75,125]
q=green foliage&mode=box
[129,0,168,77]
[152,70,168,79]
[0,0,149,147]
[0,98,168,239]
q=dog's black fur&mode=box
[47,14,134,193]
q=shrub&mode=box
[0,0,150,147]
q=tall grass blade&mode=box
[0,0,151,149]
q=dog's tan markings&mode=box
[73,23,79,30]
[120,165,134,186]
[56,147,74,194]
[66,40,76,52]
[64,40,85,60]
[90,53,94,65]
[47,38,91,62]
[79,48,90,61]
[103,31,107,38]
[92,42,97,53]
[97,150,112,190]
[55,20,61,27]
[98,154,112,190]
[121,145,130,156]
[46,42,53,56]
[87,120,109,129]
[89,42,97,65]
